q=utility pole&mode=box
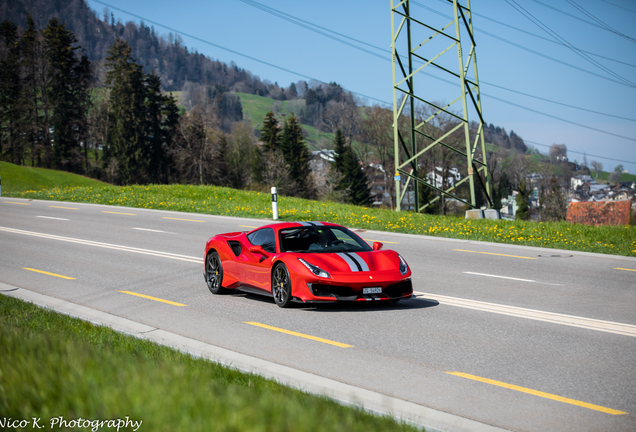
[391,0,492,212]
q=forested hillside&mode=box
[2,0,550,216]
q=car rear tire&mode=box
[272,263,292,308]
[206,251,228,294]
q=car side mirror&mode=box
[249,245,267,255]
[373,242,383,251]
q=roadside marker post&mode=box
[271,186,278,220]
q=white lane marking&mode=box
[0,226,201,264]
[464,271,534,282]
[133,227,173,234]
[36,216,69,221]
[414,291,636,337]
[463,271,562,286]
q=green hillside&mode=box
[591,170,636,183]
[235,93,335,150]
[0,162,108,193]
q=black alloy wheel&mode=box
[272,263,292,308]
[206,251,227,294]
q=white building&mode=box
[426,167,461,188]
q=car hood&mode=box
[292,250,402,274]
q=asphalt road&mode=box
[1,197,635,432]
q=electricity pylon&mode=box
[391,0,492,211]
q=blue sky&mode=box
[89,0,636,174]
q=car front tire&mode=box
[206,251,228,294]
[272,263,292,308]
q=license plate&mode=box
[363,287,382,294]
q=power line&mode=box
[480,81,636,122]
[601,0,636,15]
[415,69,636,141]
[416,1,636,88]
[239,0,635,122]
[565,0,636,44]
[238,0,387,57]
[237,0,387,61]
[524,139,636,166]
[475,12,636,68]
[482,93,636,142]
[530,0,636,41]
[92,0,635,154]
[423,0,636,69]
[89,0,387,104]
[505,0,636,88]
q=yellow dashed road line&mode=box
[23,268,75,280]
[446,372,627,415]
[102,211,136,216]
[244,322,353,348]
[162,217,205,223]
[454,249,537,260]
[120,290,186,306]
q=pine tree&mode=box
[0,20,24,165]
[43,17,92,174]
[332,129,347,176]
[105,38,146,184]
[215,135,229,186]
[260,111,280,152]
[20,13,44,167]
[346,153,370,206]
[516,180,530,220]
[332,129,370,206]
[540,176,567,222]
[144,72,179,183]
[280,113,312,197]
[418,182,441,214]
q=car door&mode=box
[241,228,276,291]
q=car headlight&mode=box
[298,258,331,278]
[398,254,409,275]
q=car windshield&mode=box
[279,226,372,253]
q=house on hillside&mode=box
[426,167,461,188]
[309,149,335,192]
[366,164,389,207]
[571,174,596,190]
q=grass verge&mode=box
[0,161,107,192]
[0,294,420,432]
[5,183,636,256]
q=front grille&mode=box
[309,284,355,298]
[310,280,412,299]
[384,280,412,298]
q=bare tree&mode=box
[171,108,217,184]
[540,176,568,221]
[609,164,624,185]
[549,144,567,163]
[322,99,361,144]
[590,160,603,178]
[360,105,395,207]
[261,150,298,196]
[226,121,257,189]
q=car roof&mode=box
[248,221,342,233]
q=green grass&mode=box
[5,182,636,256]
[591,170,636,183]
[0,295,419,432]
[0,161,108,193]
[235,92,335,150]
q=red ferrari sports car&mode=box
[203,221,413,308]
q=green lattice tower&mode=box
[391,0,492,211]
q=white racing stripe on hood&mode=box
[349,252,369,271]
[295,221,324,227]
[337,252,369,272]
